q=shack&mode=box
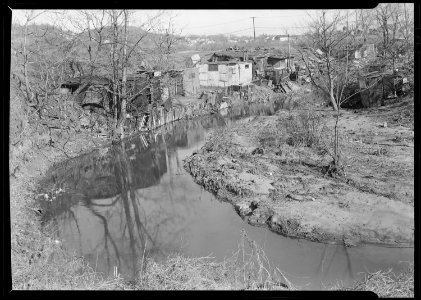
[266,56,294,70]
[264,56,295,85]
[198,61,253,87]
[182,67,200,96]
[125,73,151,114]
[60,75,112,109]
[357,71,407,108]
[354,43,376,60]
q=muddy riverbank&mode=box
[184,101,414,247]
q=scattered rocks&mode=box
[251,147,264,155]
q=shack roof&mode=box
[360,70,394,79]
[206,60,252,65]
[211,51,246,58]
[267,55,294,60]
[208,51,246,62]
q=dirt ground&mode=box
[184,97,414,247]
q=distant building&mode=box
[355,44,376,60]
[272,35,288,42]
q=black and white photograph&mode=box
[9,5,415,295]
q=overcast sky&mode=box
[141,10,321,36]
[11,9,360,36]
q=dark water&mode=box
[39,101,413,289]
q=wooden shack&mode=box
[358,71,403,108]
[60,75,112,109]
[198,61,253,87]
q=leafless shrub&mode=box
[280,111,328,149]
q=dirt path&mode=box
[184,104,414,247]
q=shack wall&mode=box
[183,67,200,96]
[198,62,252,87]
[238,62,253,85]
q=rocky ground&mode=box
[184,95,414,247]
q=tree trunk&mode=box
[333,111,340,166]
[23,19,32,102]
[119,10,128,139]
[111,10,119,136]
[329,86,339,111]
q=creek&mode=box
[39,100,413,289]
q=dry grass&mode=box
[279,110,328,150]
[134,230,293,290]
[337,262,414,297]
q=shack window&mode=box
[209,64,218,72]
[245,64,249,69]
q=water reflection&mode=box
[39,100,413,288]
[40,108,245,280]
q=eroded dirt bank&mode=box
[184,103,414,247]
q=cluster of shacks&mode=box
[60,44,407,115]
[60,67,201,114]
[200,49,295,87]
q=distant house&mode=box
[198,61,253,87]
[354,44,376,60]
[272,35,288,42]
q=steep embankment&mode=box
[184,106,414,247]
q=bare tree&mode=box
[355,9,375,43]
[147,13,182,71]
[297,10,356,168]
[374,3,410,71]
[68,10,164,139]
[297,10,356,111]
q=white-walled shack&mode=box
[198,61,253,87]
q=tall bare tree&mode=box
[297,10,356,168]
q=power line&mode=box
[188,17,249,29]
[254,14,309,18]
[255,26,308,29]
[221,27,253,35]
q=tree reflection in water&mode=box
[39,115,225,280]
[39,101,287,281]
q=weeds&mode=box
[136,230,293,290]
[280,110,327,149]
[338,262,414,297]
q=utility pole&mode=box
[251,17,256,41]
[287,34,291,69]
